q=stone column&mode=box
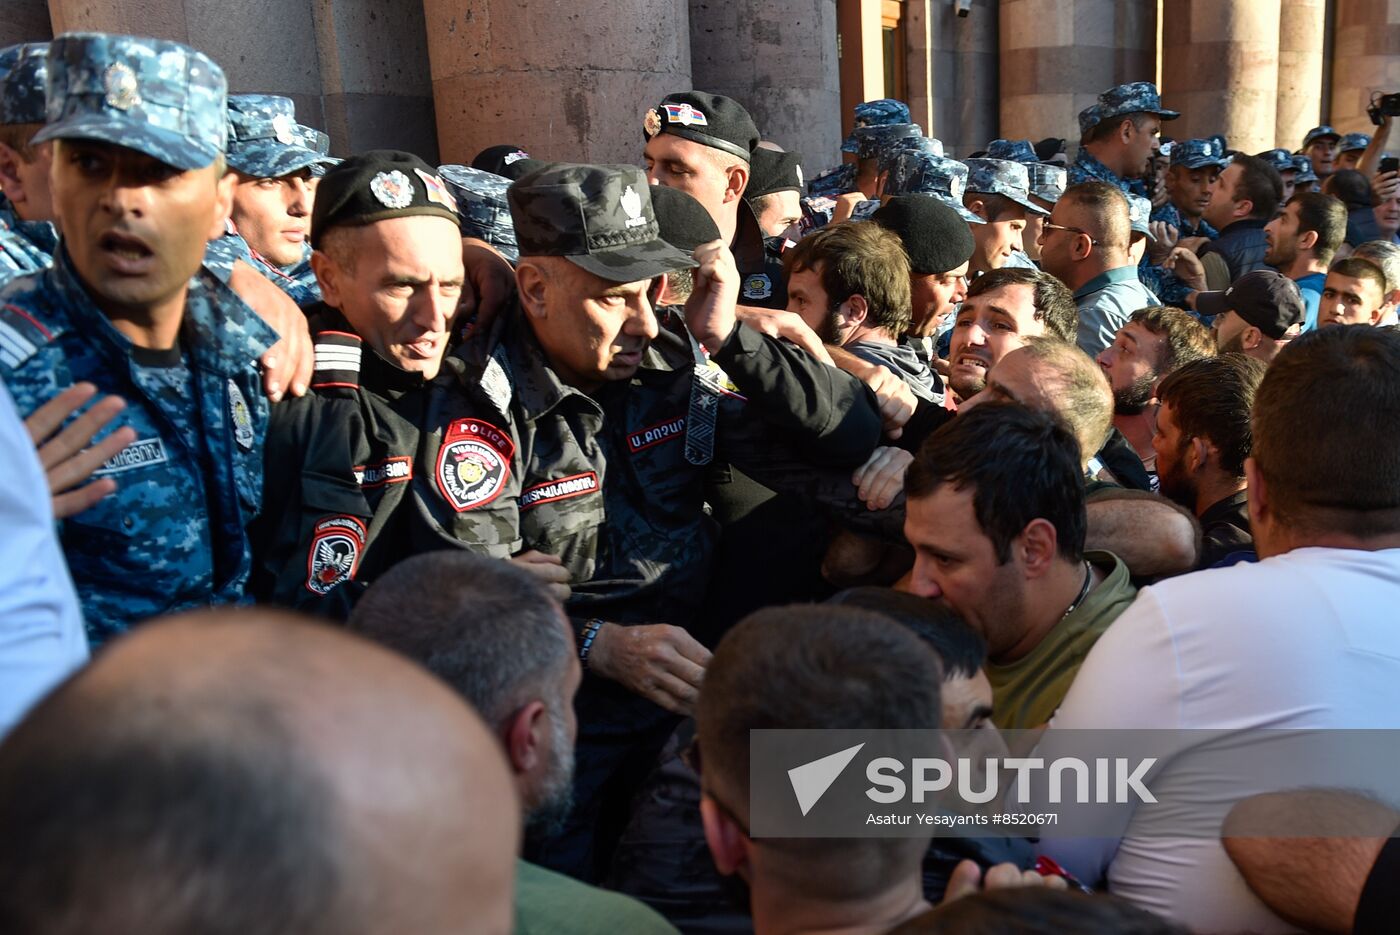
[908,0,998,157]
[309,0,439,162]
[421,0,691,167]
[1330,0,1400,137]
[1160,0,1281,155]
[3,0,53,47]
[689,0,840,169]
[1275,0,1325,151]
[998,0,1156,148]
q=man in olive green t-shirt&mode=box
[347,552,677,935]
[904,403,1138,729]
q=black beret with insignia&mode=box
[643,91,759,162]
[311,149,461,249]
[746,147,805,199]
[650,184,721,253]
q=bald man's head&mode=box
[0,610,519,935]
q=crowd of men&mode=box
[0,28,1398,935]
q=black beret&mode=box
[746,147,805,199]
[471,143,542,180]
[311,150,460,249]
[643,91,759,162]
[872,195,976,276]
[650,184,721,252]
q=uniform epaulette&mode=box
[311,330,362,390]
[0,300,58,370]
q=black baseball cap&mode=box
[508,162,696,282]
[746,147,805,199]
[1196,269,1305,340]
[872,196,975,276]
[472,143,542,180]
[311,150,460,249]
[642,91,759,162]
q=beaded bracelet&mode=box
[579,618,604,668]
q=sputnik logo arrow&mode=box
[787,743,865,816]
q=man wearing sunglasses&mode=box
[1038,181,1159,357]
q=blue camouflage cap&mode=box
[0,42,47,126]
[986,138,1038,163]
[1256,148,1295,174]
[852,122,923,160]
[297,123,339,177]
[1092,81,1179,129]
[1170,137,1229,170]
[806,162,855,197]
[1126,193,1154,242]
[889,152,984,225]
[1291,154,1318,184]
[1339,132,1372,154]
[964,157,1048,216]
[841,98,912,153]
[34,33,227,171]
[1027,162,1067,205]
[878,135,942,175]
[226,94,328,179]
[438,164,518,263]
[1303,125,1340,147]
[1077,103,1104,140]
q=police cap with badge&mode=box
[889,152,984,225]
[508,162,696,283]
[1256,148,1296,175]
[0,41,48,126]
[1079,81,1179,137]
[225,94,330,180]
[851,122,923,161]
[310,150,461,249]
[36,32,228,171]
[1339,132,1372,155]
[643,91,758,162]
[1125,193,1155,242]
[1171,138,1230,170]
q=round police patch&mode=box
[305,516,366,595]
[103,62,141,111]
[435,418,514,512]
[370,170,413,209]
[742,274,773,300]
[228,379,255,452]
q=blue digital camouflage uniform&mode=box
[0,42,57,283]
[2,33,279,642]
[1069,81,1179,197]
[841,98,911,153]
[206,94,329,306]
[966,157,1046,264]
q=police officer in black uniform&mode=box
[250,150,477,615]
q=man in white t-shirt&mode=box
[1037,324,1400,933]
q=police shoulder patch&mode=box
[741,274,772,300]
[520,471,599,510]
[436,418,516,512]
[305,515,366,595]
[227,379,255,451]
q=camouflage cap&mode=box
[311,150,460,249]
[805,162,855,197]
[297,123,337,177]
[0,42,47,126]
[746,147,805,198]
[1170,137,1230,170]
[1207,133,1229,154]
[225,94,328,179]
[1077,103,1105,140]
[888,152,984,225]
[964,157,1047,216]
[438,164,518,263]
[508,162,696,283]
[1303,125,1340,147]
[34,33,227,171]
[877,135,943,176]
[1291,154,1318,184]
[1125,193,1154,241]
[852,122,923,161]
[643,91,758,162]
[1093,81,1179,127]
[1027,162,1067,205]
[1256,148,1295,174]
[986,138,1038,163]
[841,98,912,153]
[1339,132,1372,154]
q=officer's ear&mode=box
[966,198,989,222]
[311,247,343,307]
[516,259,551,320]
[0,142,25,203]
[724,160,749,206]
[208,164,236,241]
